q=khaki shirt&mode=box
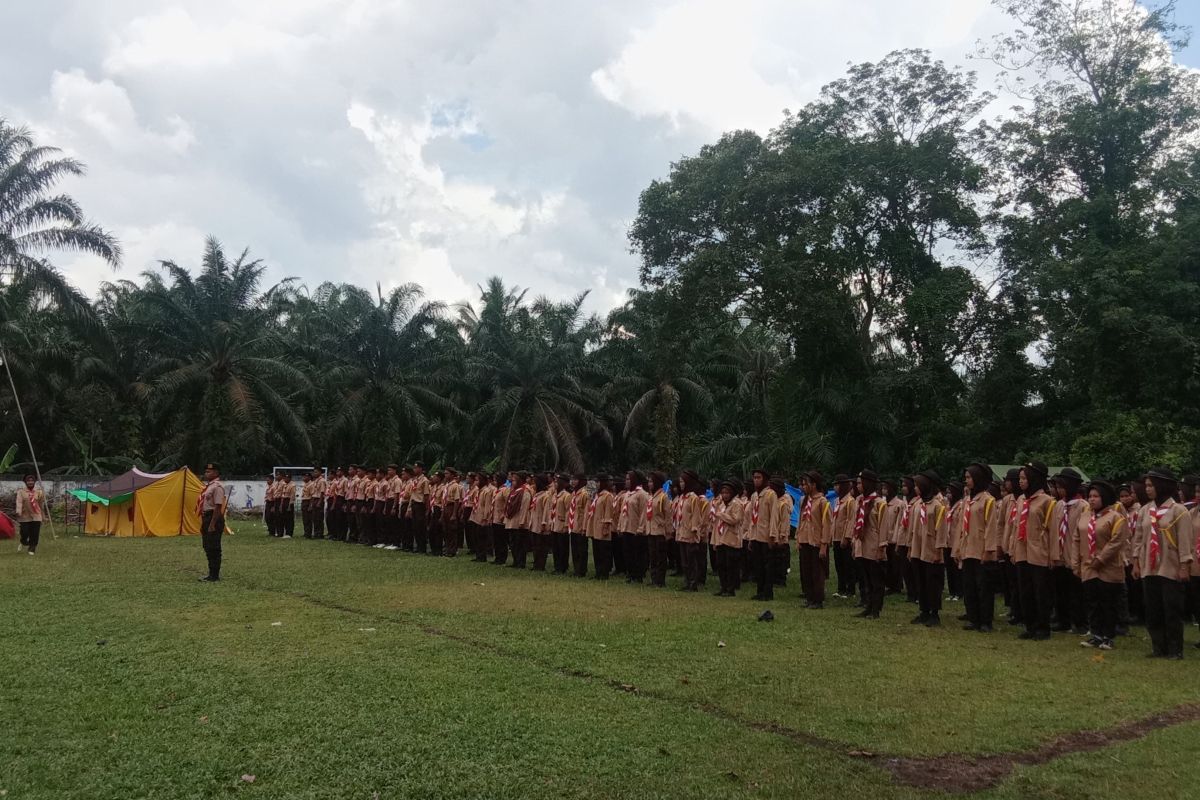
[953,493,997,562]
[505,487,531,530]
[491,485,511,525]
[774,492,793,545]
[617,487,650,534]
[568,488,590,534]
[882,496,906,545]
[831,493,858,544]
[279,481,295,508]
[712,497,746,548]
[472,485,495,525]
[646,489,671,537]
[1051,498,1088,567]
[1131,500,1195,580]
[15,487,47,522]
[675,493,707,544]
[1077,506,1128,583]
[795,494,832,547]
[910,497,948,563]
[410,475,430,503]
[1009,491,1058,567]
[201,479,226,512]
[586,490,615,540]
[851,494,887,560]
[748,487,780,544]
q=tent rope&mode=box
[1,346,57,541]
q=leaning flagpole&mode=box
[1,346,57,541]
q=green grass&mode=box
[2,522,1198,799]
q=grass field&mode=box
[3,522,1199,799]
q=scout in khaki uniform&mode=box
[796,471,832,609]
[568,475,590,576]
[881,478,907,595]
[851,470,888,618]
[442,468,463,556]
[529,473,554,571]
[675,470,707,591]
[397,467,414,551]
[1050,468,1089,633]
[956,463,999,632]
[505,472,532,568]
[610,483,629,577]
[943,482,965,602]
[355,467,374,546]
[711,479,746,596]
[279,472,296,538]
[550,474,572,573]
[1012,461,1059,640]
[1132,468,1196,659]
[1076,480,1128,650]
[830,474,857,600]
[345,466,361,543]
[1118,482,1143,627]
[745,470,780,600]
[263,475,276,537]
[374,465,396,548]
[300,472,314,538]
[618,472,651,584]
[198,463,227,582]
[472,474,496,562]
[910,470,948,626]
[314,468,329,539]
[770,478,792,587]
[407,462,430,554]
[996,469,1021,625]
[15,473,47,555]
[490,472,511,565]
[462,472,479,556]
[585,475,616,579]
[427,471,445,555]
[645,472,672,587]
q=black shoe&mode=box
[1031,631,1051,641]
[855,609,871,618]
[957,614,970,621]
[977,624,994,633]
[1052,623,1072,633]
[751,594,765,601]
[864,612,879,619]
[1072,625,1089,636]
[923,615,941,627]
[910,614,927,625]
[1168,653,1184,661]
[1018,631,1035,640]
[809,603,823,610]
[962,623,979,631]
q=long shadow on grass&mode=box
[215,569,1200,794]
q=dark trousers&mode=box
[918,560,944,618]
[717,545,740,594]
[313,502,325,538]
[667,537,681,574]
[1125,565,1144,623]
[798,544,826,605]
[510,529,530,567]
[347,505,359,541]
[1085,578,1121,641]
[961,558,998,627]
[624,533,649,582]
[885,543,904,593]
[200,511,223,579]
[680,542,705,589]
[648,535,667,586]
[476,522,494,561]
[19,521,42,552]
[592,538,613,578]
[411,502,428,553]
[492,524,509,564]
[612,532,626,575]
[833,541,856,595]
[1003,558,1022,620]
[750,540,773,599]
[1143,575,1186,657]
[771,543,789,586]
[943,548,961,597]
[265,504,275,536]
[1053,565,1087,629]
[551,532,570,573]
[857,558,885,615]
[1018,562,1054,636]
[902,546,919,601]
[358,509,375,545]
[434,510,448,554]
[532,534,551,570]
[446,515,462,555]
[571,533,589,576]
[302,505,314,538]
[282,506,294,537]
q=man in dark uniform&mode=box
[199,463,226,582]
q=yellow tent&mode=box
[79,468,206,537]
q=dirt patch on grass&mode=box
[863,702,1200,793]
[228,572,1200,795]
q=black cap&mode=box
[1090,478,1116,495]
[920,469,942,488]
[205,463,220,473]
[1053,467,1082,483]
[1146,466,1179,483]
[1023,461,1048,478]
[720,477,741,492]
[859,469,879,483]
[387,463,398,471]
[833,473,851,485]
[1180,474,1199,487]
[446,467,458,476]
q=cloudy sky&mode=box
[5,0,1198,313]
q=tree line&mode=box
[2,0,1199,480]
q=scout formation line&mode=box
[196,460,1200,661]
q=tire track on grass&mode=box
[215,570,1200,794]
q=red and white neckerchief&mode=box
[646,493,655,522]
[672,496,684,532]
[901,501,911,530]
[620,493,630,519]
[1017,496,1031,542]
[801,497,813,523]
[1149,504,1169,570]
[1058,498,1080,549]
[854,494,878,539]
[567,493,579,529]
[585,493,598,525]
[918,500,928,529]
[963,496,974,533]
[1087,511,1099,559]
[751,493,762,526]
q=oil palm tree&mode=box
[137,237,310,471]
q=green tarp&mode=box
[69,488,132,506]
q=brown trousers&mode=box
[798,543,826,605]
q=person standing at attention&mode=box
[15,473,47,555]
[199,463,227,582]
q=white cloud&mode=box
[48,69,195,156]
